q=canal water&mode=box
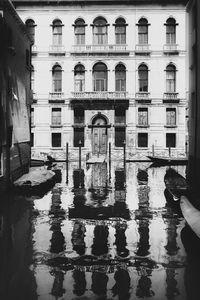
[0,162,199,300]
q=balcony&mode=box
[71,44,129,55]
[163,44,179,54]
[135,92,151,103]
[70,91,129,109]
[135,44,151,55]
[49,45,66,55]
[163,92,180,103]
[49,92,65,103]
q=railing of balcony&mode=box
[49,45,66,52]
[71,91,128,99]
[163,44,178,52]
[135,92,150,99]
[49,92,64,99]
[163,92,179,100]
[71,44,127,52]
[135,44,151,52]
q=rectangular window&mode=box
[116,26,126,44]
[166,26,176,44]
[138,108,148,126]
[31,108,34,126]
[94,79,106,91]
[115,127,126,147]
[75,74,85,92]
[74,128,84,147]
[166,108,176,126]
[138,133,148,147]
[138,26,148,44]
[52,108,61,126]
[52,133,61,147]
[31,133,34,147]
[166,133,176,148]
[75,26,85,45]
[74,108,84,124]
[53,26,62,45]
[93,26,107,44]
[166,72,175,92]
[115,108,125,125]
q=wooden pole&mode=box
[66,142,68,183]
[152,144,155,157]
[109,142,111,180]
[79,140,82,170]
[123,140,126,170]
[169,146,171,157]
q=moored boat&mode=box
[147,155,188,166]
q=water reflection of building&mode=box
[71,221,86,256]
[166,269,179,300]
[136,268,154,298]
[73,268,87,297]
[135,168,152,257]
[114,222,129,257]
[49,187,66,298]
[91,270,108,298]
[90,163,108,200]
[112,267,131,300]
[92,224,109,256]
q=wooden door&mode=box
[93,127,107,155]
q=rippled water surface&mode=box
[0,162,199,300]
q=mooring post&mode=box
[66,142,68,183]
[109,142,111,180]
[79,140,82,170]
[169,146,171,157]
[123,140,126,170]
[152,144,155,156]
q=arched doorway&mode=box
[92,115,108,155]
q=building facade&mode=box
[186,0,200,192]
[0,0,31,192]
[13,0,188,161]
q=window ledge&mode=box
[50,125,63,128]
[164,125,177,128]
[136,147,149,150]
[50,147,63,150]
[136,125,149,128]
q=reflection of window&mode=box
[25,19,35,43]
[138,64,148,92]
[138,133,148,147]
[74,19,85,45]
[74,108,84,124]
[115,127,126,147]
[166,108,176,126]
[115,17,126,44]
[138,18,148,44]
[166,64,176,92]
[166,18,176,44]
[52,108,61,125]
[74,128,84,147]
[93,62,107,91]
[31,65,34,91]
[166,133,176,148]
[115,64,126,91]
[93,17,107,45]
[138,108,148,125]
[31,108,34,126]
[52,19,62,45]
[52,65,62,92]
[74,64,85,92]
[52,133,61,147]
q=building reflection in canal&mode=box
[0,162,193,299]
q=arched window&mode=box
[52,19,63,45]
[25,19,35,43]
[93,62,107,91]
[52,64,62,92]
[138,64,148,92]
[166,64,176,92]
[166,18,176,44]
[74,64,85,92]
[138,18,148,45]
[115,17,126,44]
[115,63,126,91]
[93,17,108,45]
[74,19,85,45]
